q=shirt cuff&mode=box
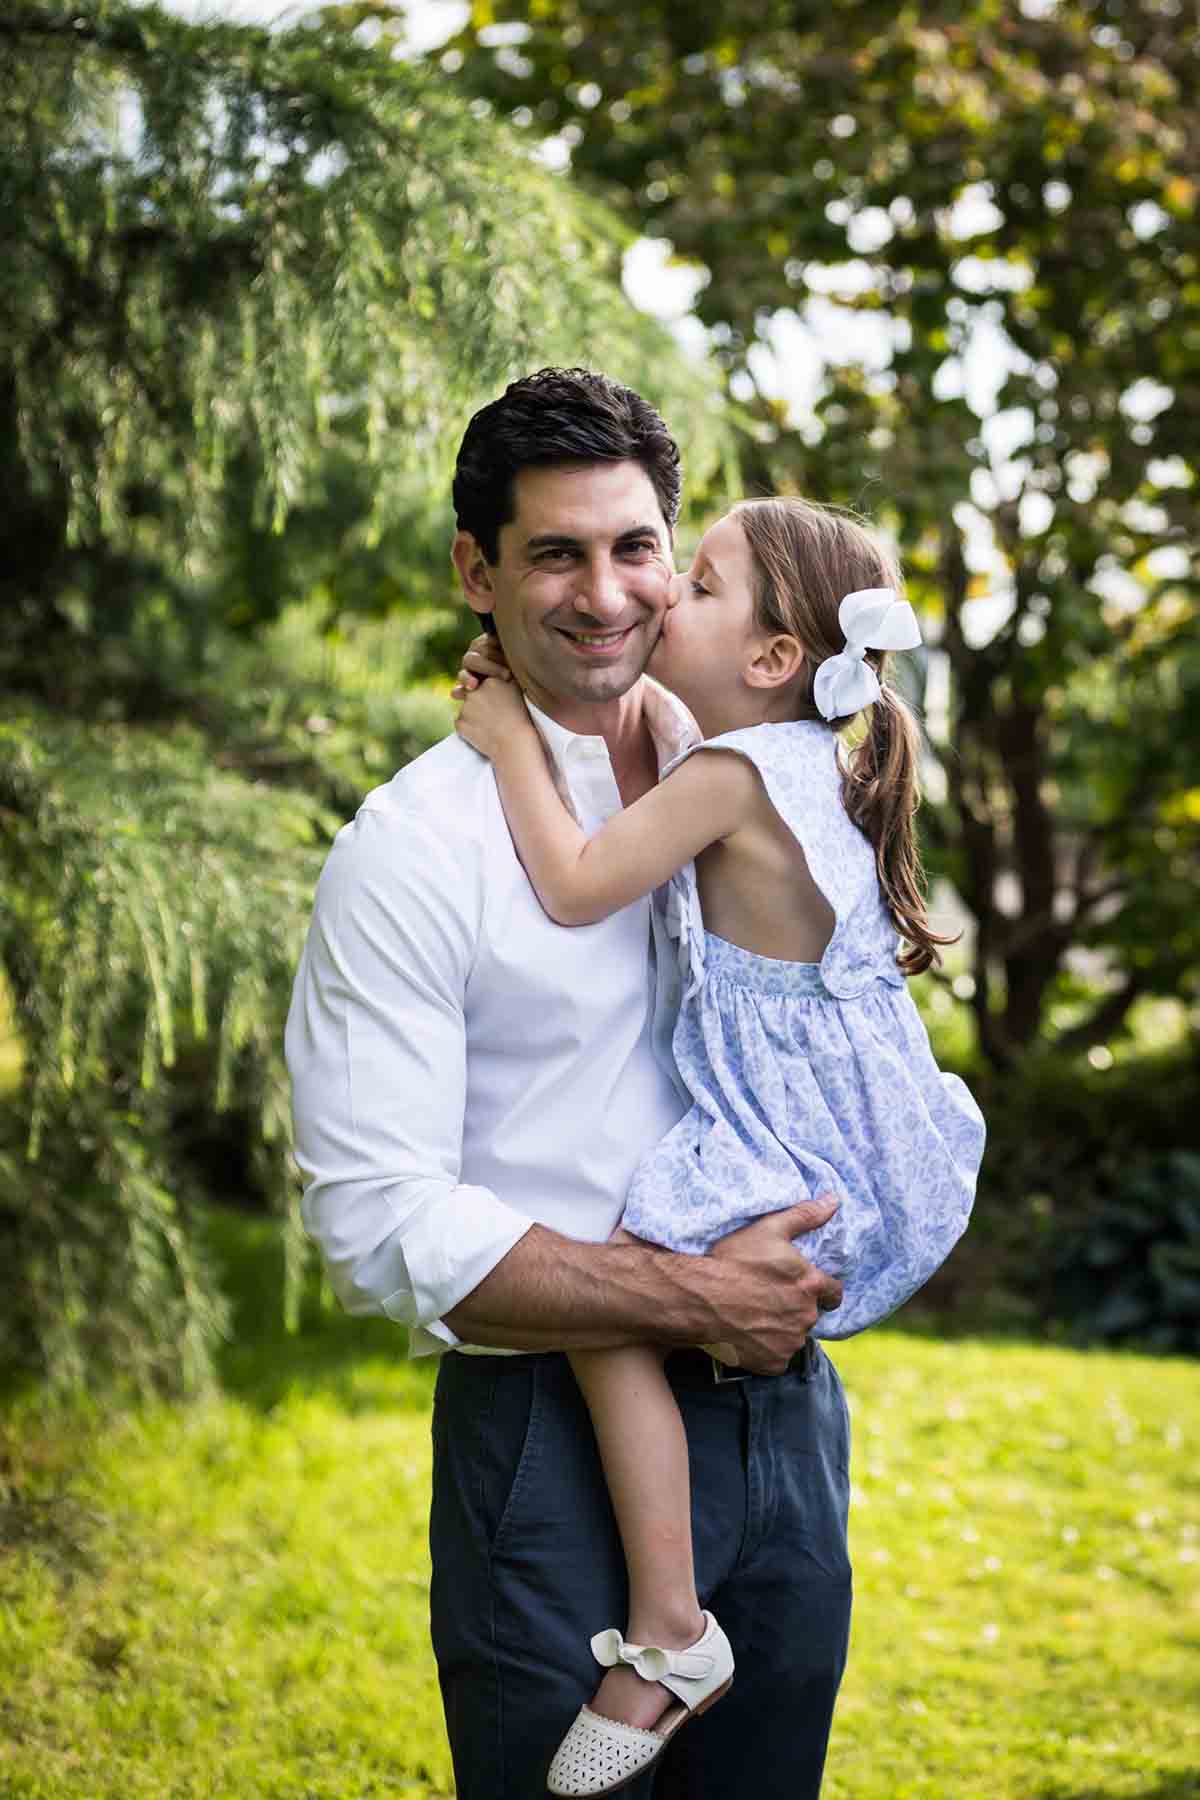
[389,1182,534,1336]
[405,1318,462,1358]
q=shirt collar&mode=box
[525,677,700,784]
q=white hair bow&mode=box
[812,587,922,721]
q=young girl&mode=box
[453,497,985,1798]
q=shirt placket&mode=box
[561,738,623,835]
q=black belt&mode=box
[665,1339,819,1387]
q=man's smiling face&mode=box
[459,461,675,715]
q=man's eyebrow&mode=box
[524,522,664,551]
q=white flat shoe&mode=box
[546,1611,734,1797]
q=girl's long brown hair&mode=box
[733,497,954,976]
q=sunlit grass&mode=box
[0,1210,1196,1798]
[827,1335,1199,1800]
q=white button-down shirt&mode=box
[285,680,697,1356]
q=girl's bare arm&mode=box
[455,679,758,925]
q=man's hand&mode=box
[701,1198,843,1374]
[444,1202,842,1363]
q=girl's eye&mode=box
[690,579,709,596]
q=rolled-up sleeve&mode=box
[285,804,533,1350]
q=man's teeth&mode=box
[567,629,628,644]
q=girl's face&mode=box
[650,513,788,735]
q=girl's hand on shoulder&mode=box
[450,631,512,700]
[454,668,531,761]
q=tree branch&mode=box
[1054,974,1149,1054]
[1072,876,1127,922]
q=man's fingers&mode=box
[773,1194,840,1235]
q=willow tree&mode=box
[446,0,1200,1068]
[0,0,733,1393]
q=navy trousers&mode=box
[429,1343,853,1798]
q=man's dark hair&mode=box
[452,367,682,563]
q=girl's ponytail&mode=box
[841,683,954,976]
[733,495,957,979]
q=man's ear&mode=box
[745,633,806,690]
[452,531,497,618]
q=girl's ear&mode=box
[745,632,806,690]
[452,531,497,618]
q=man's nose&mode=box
[572,556,627,621]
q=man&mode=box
[286,368,852,1798]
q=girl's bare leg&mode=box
[569,1342,706,1731]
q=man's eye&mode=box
[621,541,657,557]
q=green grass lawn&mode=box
[1,1210,1197,1799]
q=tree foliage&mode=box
[0,0,735,1393]
[2,0,734,695]
[446,0,1200,1065]
[0,707,327,1393]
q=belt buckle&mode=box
[710,1341,816,1383]
[709,1354,750,1384]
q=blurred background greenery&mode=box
[1,0,1197,1402]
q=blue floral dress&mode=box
[622,720,986,1339]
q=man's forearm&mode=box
[442,1223,725,1351]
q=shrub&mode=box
[1052,1150,1200,1352]
[914,1048,1200,1340]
